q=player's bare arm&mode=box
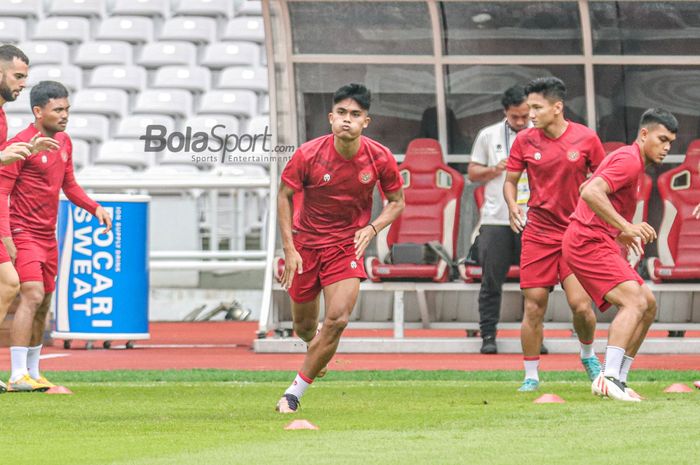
[0,142,32,165]
[354,187,405,260]
[581,176,656,246]
[503,170,525,233]
[277,181,303,290]
[467,159,507,183]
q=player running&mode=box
[563,108,677,402]
[1,81,112,392]
[504,77,606,392]
[275,83,404,412]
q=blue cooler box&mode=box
[52,194,150,345]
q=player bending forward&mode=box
[275,83,404,412]
[563,108,678,402]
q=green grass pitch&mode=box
[2,370,699,464]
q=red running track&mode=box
[3,322,698,372]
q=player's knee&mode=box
[20,287,45,311]
[569,299,592,317]
[324,314,349,334]
[644,294,657,321]
[293,320,317,342]
[523,301,546,321]
[0,278,20,302]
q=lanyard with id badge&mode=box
[504,121,530,208]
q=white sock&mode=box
[619,355,634,384]
[27,344,42,379]
[580,341,595,359]
[603,346,625,379]
[524,358,539,381]
[284,372,313,399]
[10,346,29,381]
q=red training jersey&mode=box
[506,121,605,241]
[570,143,645,238]
[281,134,402,248]
[0,124,99,240]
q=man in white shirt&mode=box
[468,85,531,354]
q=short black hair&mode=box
[30,80,69,109]
[333,83,371,111]
[639,108,678,134]
[524,76,567,103]
[501,85,526,110]
[0,44,29,66]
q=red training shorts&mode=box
[14,233,58,293]
[562,222,643,312]
[519,228,572,289]
[288,241,367,303]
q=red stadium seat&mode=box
[648,139,700,282]
[627,172,653,268]
[458,184,520,283]
[366,139,464,282]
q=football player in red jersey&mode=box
[275,84,404,412]
[564,108,677,401]
[0,45,60,394]
[504,77,606,392]
[0,81,111,392]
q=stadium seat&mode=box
[5,114,33,138]
[71,88,129,118]
[458,185,520,283]
[66,114,110,142]
[0,0,42,19]
[236,1,262,16]
[159,16,216,44]
[74,41,132,67]
[116,114,176,139]
[78,165,135,179]
[648,140,700,282]
[0,18,27,43]
[198,90,257,118]
[96,139,152,169]
[627,172,653,268]
[32,17,90,43]
[217,66,268,92]
[133,89,192,117]
[111,0,168,17]
[137,41,196,67]
[222,17,264,43]
[18,41,70,65]
[259,93,269,115]
[48,0,105,18]
[96,16,153,43]
[27,64,82,92]
[152,65,211,93]
[365,138,464,283]
[71,138,90,170]
[200,42,260,69]
[146,164,200,175]
[3,89,31,114]
[88,65,147,92]
[173,0,231,18]
[184,115,239,137]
